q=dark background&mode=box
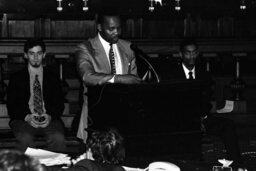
[0,0,255,17]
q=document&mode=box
[25,147,71,166]
[216,100,234,113]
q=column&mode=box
[55,54,70,115]
[229,52,246,113]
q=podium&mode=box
[88,80,207,159]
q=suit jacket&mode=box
[75,35,138,86]
[166,61,209,81]
[6,67,65,122]
[75,35,139,142]
[168,62,214,114]
[46,159,126,171]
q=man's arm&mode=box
[43,70,65,120]
[75,42,114,86]
[201,70,214,115]
[75,41,141,86]
[6,74,29,120]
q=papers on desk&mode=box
[122,166,144,171]
[216,100,234,113]
[123,161,180,171]
[25,147,71,166]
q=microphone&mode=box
[130,44,160,83]
[130,44,146,56]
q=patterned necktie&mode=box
[33,75,44,115]
[109,44,116,74]
[188,71,194,80]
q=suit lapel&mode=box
[17,68,32,103]
[195,67,203,80]
[42,69,48,99]
[23,68,31,98]
[90,36,131,74]
[117,41,129,74]
[179,64,187,79]
[91,36,111,73]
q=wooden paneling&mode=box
[1,14,256,39]
[1,38,256,56]
[8,20,34,37]
[51,20,97,38]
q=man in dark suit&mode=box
[7,38,66,152]
[75,9,141,142]
[169,38,243,165]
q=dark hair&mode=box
[96,8,120,25]
[0,149,43,171]
[24,38,46,53]
[179,37,198,52]
[86,128,125,164]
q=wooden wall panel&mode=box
[143,19,184,38]
[124,18,144,38]
[50,20,96,38]
[8,20,34,37]
[200,20,218,37]
[217,17,234,37]
[0,13,256,39]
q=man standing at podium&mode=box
[169,38,243,166]
[75,9,141,143]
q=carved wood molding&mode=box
[0,38,256,56]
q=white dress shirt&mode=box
[182,64,195,79]
[98,33,123,75]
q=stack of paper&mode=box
[216,100,234,113]
[25,147,71,166]
[122,166,144,171]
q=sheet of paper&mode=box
[216,100,234,113]
[25,147,71,166]
[122,166,144,171]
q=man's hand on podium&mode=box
[114,74,142,84]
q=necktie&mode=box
[33,75,44,115]
[188,71,194,80]
[109,44,116,74]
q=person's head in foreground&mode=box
[86,128,125,165]
[0,149,44,171]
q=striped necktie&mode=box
[109,44,116,74]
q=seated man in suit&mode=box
[169,38,243,165]
[7,38,66,152]
[46,128,125,171]
[75,9,141,142]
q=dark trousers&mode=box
[203,115,242,163]
[10,120,67,152]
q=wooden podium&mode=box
[87,80,207,159]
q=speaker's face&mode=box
[98,16,121,44]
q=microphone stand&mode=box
[131,44,160,83]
